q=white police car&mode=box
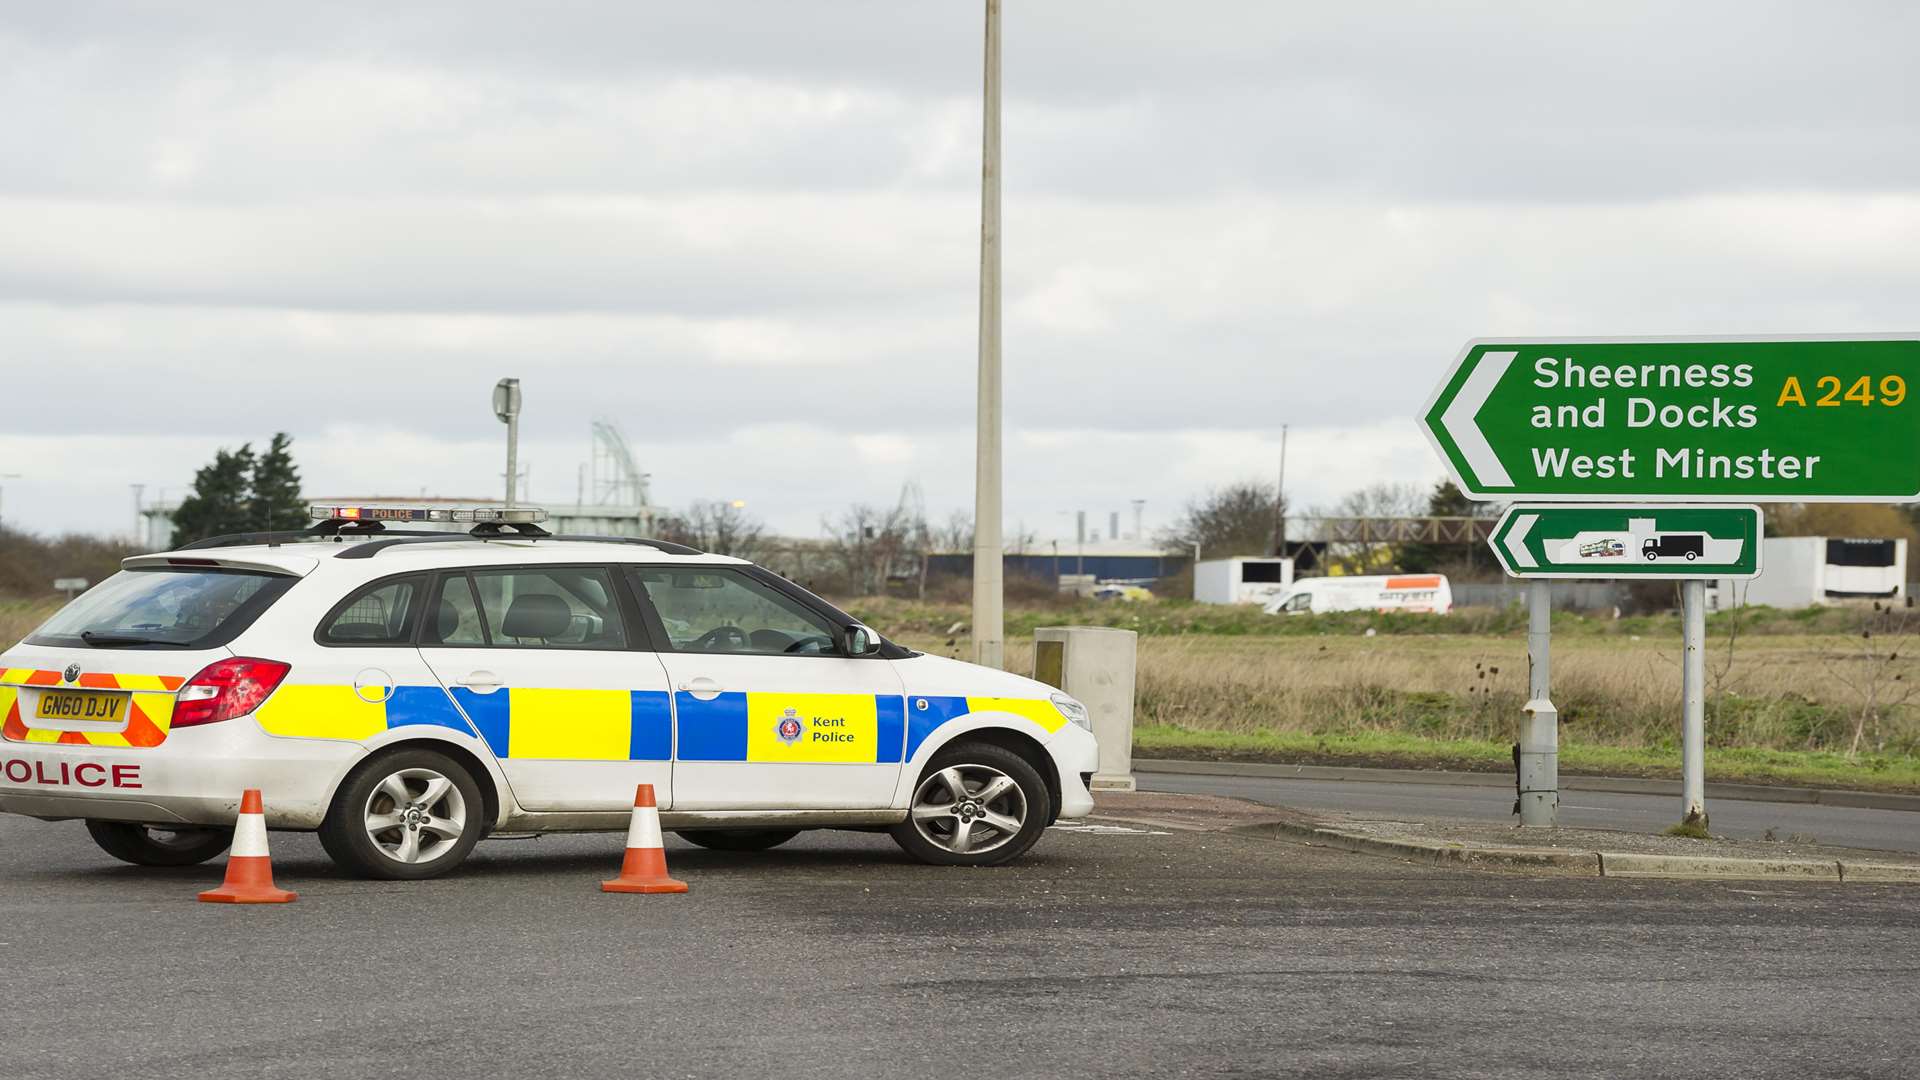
[0,506,1098,879]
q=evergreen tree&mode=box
[170,444,257,546]
[248,433,307,531]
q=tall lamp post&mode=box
[493,378,522,508]
[972,0,1005,668]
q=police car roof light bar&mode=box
[305,504,550,525]
[332,533,703,560]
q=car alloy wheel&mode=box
[909,763,1028,856]
[362,766,469,865]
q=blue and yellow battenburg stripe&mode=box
[254,685,1064,764]
[905,696,1065,760]
[255,685,673,762]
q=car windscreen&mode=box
[26,567,296,650]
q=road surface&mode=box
[2,812,1916,1079]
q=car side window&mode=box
[1284,593,1312,613]
[472,567,627,649]
[319,576,423,645]
[628,568,839,656]
[424,574,488,647]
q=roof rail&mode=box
[334,532,706,560]
[176,518,454,551]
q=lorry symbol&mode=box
[1642,533,1705,561]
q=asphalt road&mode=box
[1142,771,1920,854]
[5,813,1919,1079]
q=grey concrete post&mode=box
[970,0,1005,669]
[1518,579,1559,826]
[1681,579,1708,827]
[1034,626,1136,791]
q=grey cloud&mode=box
[2,3,1916,204]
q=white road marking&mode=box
[1050,823,1171,835]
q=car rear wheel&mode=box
[85,820,231,867]
[676,828,801,852]
[320,749,485,880]
[890,741,1051,867]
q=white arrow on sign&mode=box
[1502,512,1538,569]
[1438,349,1516,487]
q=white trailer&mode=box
[1711,536,1907,610]
[1193,557,1294,605]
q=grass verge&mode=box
[1132,724,1920,794]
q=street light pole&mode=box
[971,0,1005,669]
[493,378,522,508]
[1273,424,1289,556]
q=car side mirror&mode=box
[845,624,882,656]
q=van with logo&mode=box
[1261,574,1453,616]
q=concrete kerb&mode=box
[1229,820,1603,875]
[1135,757,1920,813]
[1220,819,1920,884]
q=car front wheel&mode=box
[890,741,1051,867]
[320,749,485,880]
[85,820,231,867]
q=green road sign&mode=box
[1489,503,1762,580]
[1421,335,1920,501]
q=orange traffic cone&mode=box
[602,783,687,894]
[198,789,297,904]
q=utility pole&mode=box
[493,378,522,508]
[971,0,1004,669]
[1272,424,1289,556]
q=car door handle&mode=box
[680,677,723,701]
[457,671,503,694]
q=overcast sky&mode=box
[3,1,1916,545]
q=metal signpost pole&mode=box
[1519,578,1558,826]
[1680,579,1708,826]
[971,0,1005,669]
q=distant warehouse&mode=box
[926,542,1191,586]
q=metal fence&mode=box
[1453,582,1626,611]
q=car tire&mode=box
[85,820,231,867]
[676,828,802,852]
[890,741,1052,867]
[320,748,486,880]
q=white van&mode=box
[1262,575,1453,616]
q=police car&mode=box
[0,506,1098,879]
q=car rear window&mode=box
[26,568,296,650]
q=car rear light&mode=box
[173,658,291,728]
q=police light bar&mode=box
[307,505,549,524]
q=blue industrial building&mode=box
[926,551,1190,584]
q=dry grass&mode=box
[0,599,58,649]
[899,630,1920,759]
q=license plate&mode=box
[36,691,129,724]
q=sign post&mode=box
[1486,503,1762,827]
[1520,580,1557,827]
[1681,580,1708,826]
[1419,335,1913,829]
[52,577,88,600]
